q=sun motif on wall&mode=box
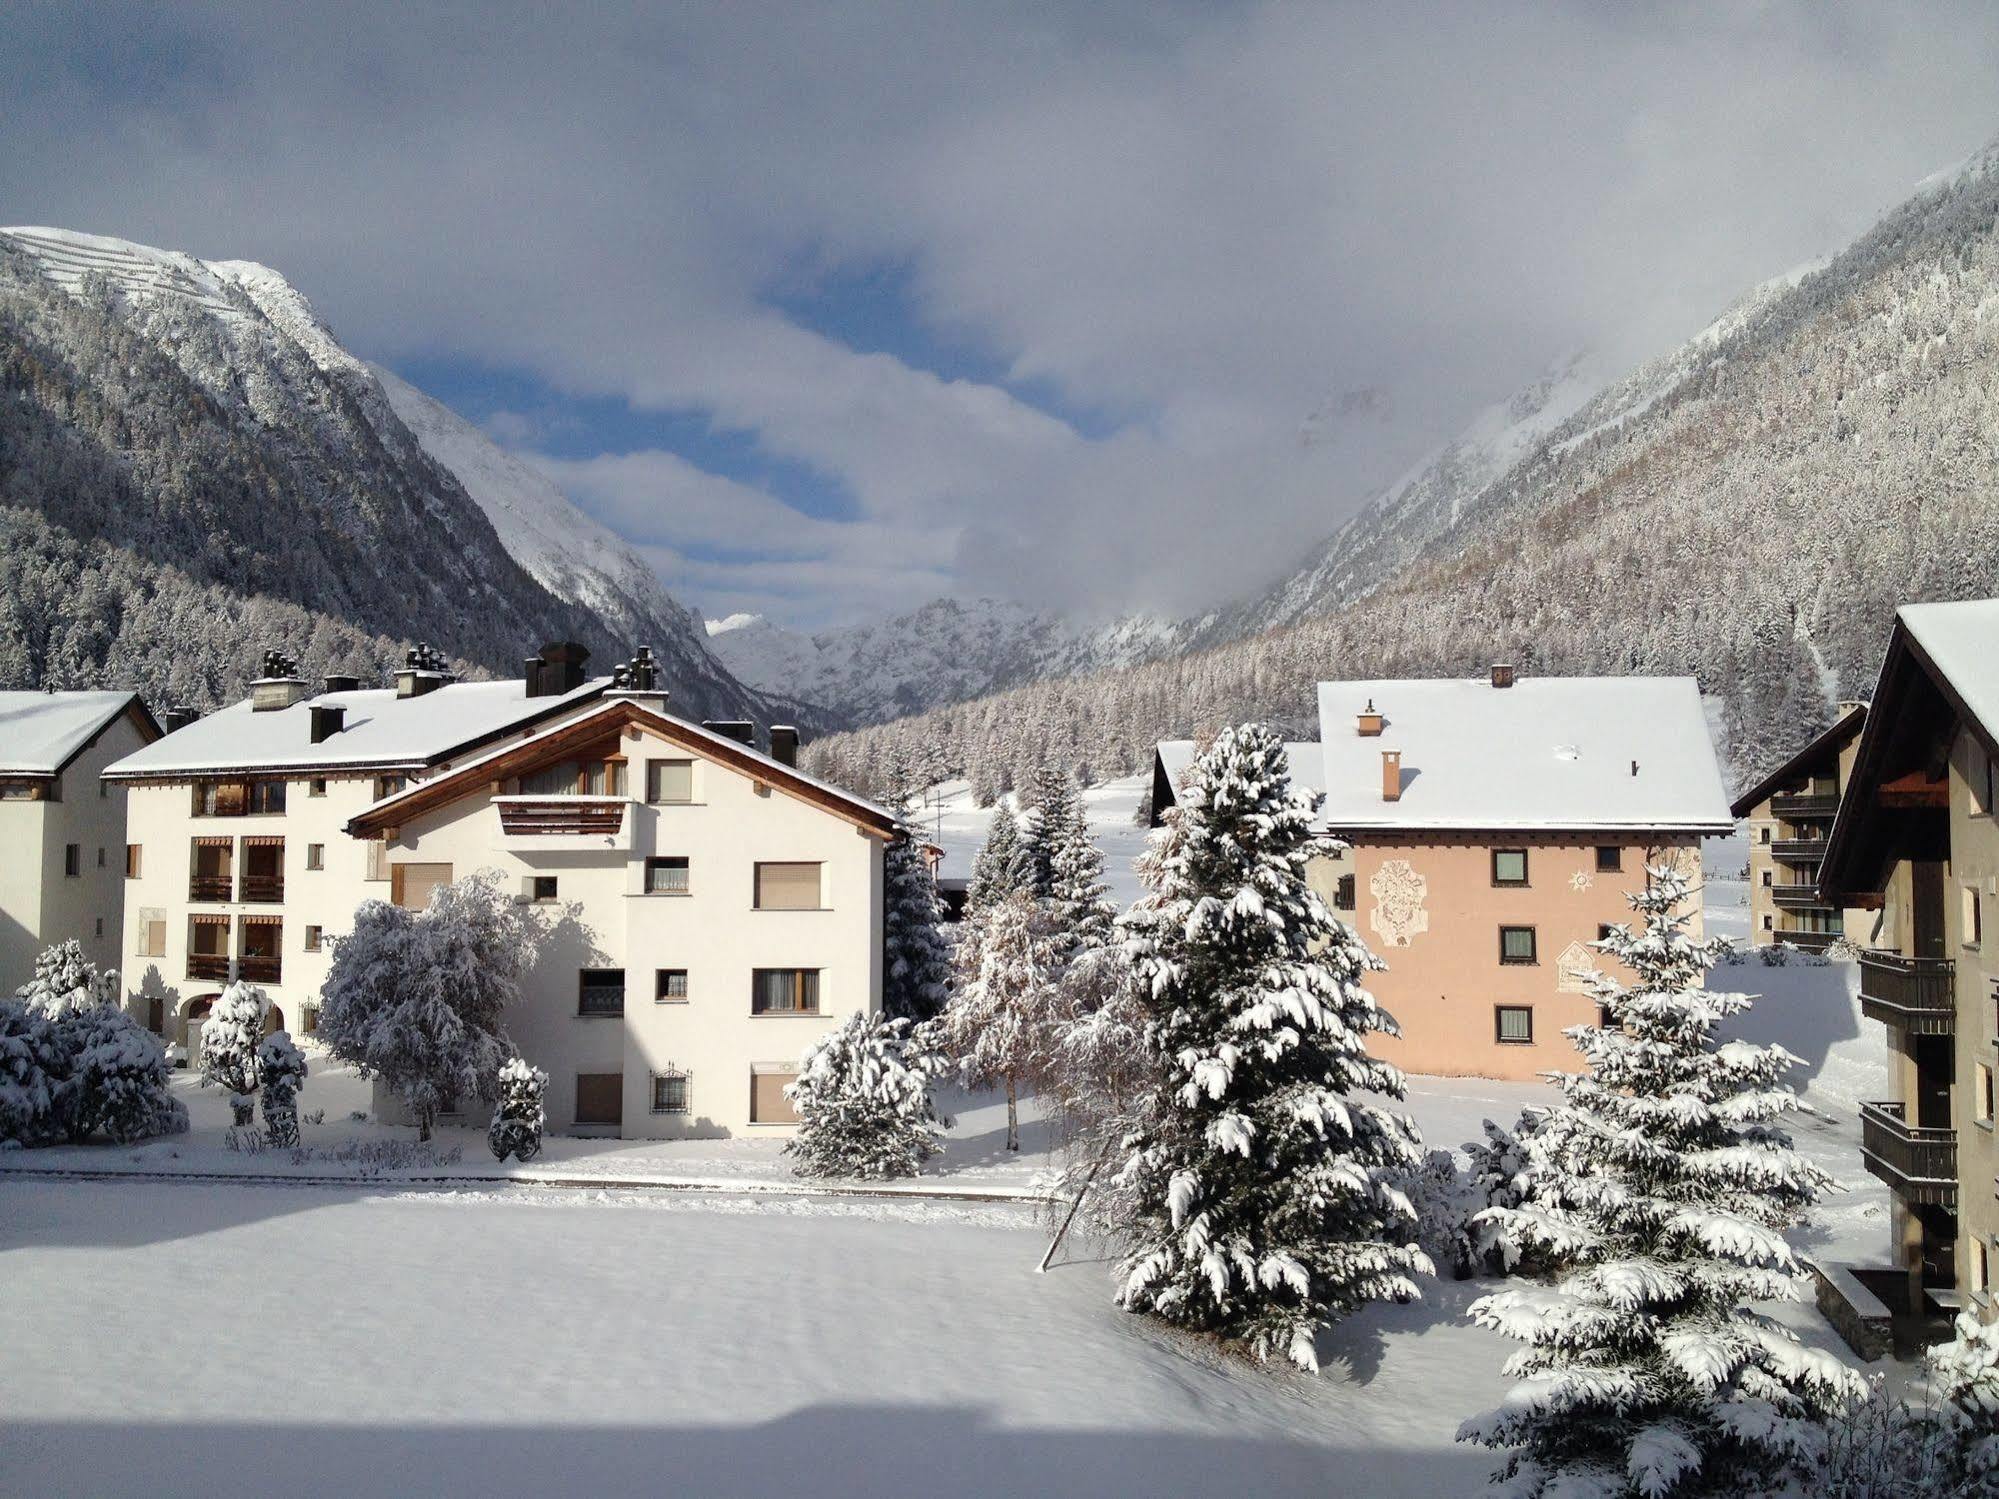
[1570,870,1593,892]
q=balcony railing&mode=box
[186,953,231,981]
[1770,791,1840,817]
[1859,1100,1957,1208]
[495,795,628,837]
[1858,952,1955,1036]
[239,874,284,904]
[188,874,233,902]
[1770,839,1828,862]
[1772,884,1834,910]
[236,954,282,984]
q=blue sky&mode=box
[4,2,1998,628]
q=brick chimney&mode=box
[1381,749,1402,802]
[1356,699,1383,737]
[769,725,800,767]
[1490,663,1516,689]
[251,649,307,712]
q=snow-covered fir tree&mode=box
[257,1032,308,1147]
[198,981,267,1126]
[941,891,1060,1152]
[320,871,534,1140]
[1045,793,1116,958]
[785,1011,947,1180]
[487,1056,547,1162]
[62,1004,185,1144]
[1019,764,1085,898]
[1455,1112,1548,1278]
[964,804,1032,918]
[1928,1310,1999,1494]
[1112,723,1428,1371]
[1458,866,1864,1496]
[15,939,117,1017]
[882,811,952,1022]
[0,998,63,1146]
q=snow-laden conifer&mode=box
[882,809,952,1022]
[64,1004,185,1144]
[319,870,534,1140]
[941,891,1060,1152]
[0,998,63,1146]
[1020,764,1085,898]
[964,804,1032,917]
[1112,723,1428,1370]
[1458,866,1864,1496]
[487,1056,547,1162]
[257,1031,308,1147]
[785,1011,946,1180]
[15,939,118,1018]
[199,981,267,1125]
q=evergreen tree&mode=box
[1112,723,1427,1371]
[198,982,268,1126]
[964,804,1032,917]
[1458,867,1864,1496]
[487,1056,547,1162]
[0,998,63,1146]
[256,1032,308,1147]
[15,939,117,1018]
[941,891,1060,1152]
[1019,764,1084,897]
[63,1003,185,1144]
[1046,797,1116,957]
[785,1011,946,1180]
[882,813,952,1022]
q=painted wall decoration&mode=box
[1556,940,1599,994]
[1570,870,1594,892]
[1369,859,1429,948]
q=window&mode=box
[97,846,106,868]
[64,844,80,878]
[1762,914,1774,931]
[135,908,166,959]
[752,968,821,1014]
[1966,885,1985,949]
[1334,873,1356,911]
[530,875,559,903]
[374,775,408,801]
[1758,826,1771,845]
[651,1072,691,1114]
[1596,1003,1616,1031]
[1761,869,1773,887]
[306,843,325,871]
[304,925,323,953]
[578,969,626,1017]
[246,780,286,815]
[1495,1006,1534,1045]
[1597,924,1618,944]
[1978,1063,1996,1127]
[125,844,142,878]
[574,1073,623,1126]
[1491,849,1528,887]
[648,759,695,804]
[1974,1237,1991,1299]
[1595,845,1622,873]
[656,968,689,1002]
[646,856,691,895]
[750,1070,800,1125]
[390,862,453,911]
[754,862,823,910]
[309,778,327,798]
[520,759,627,796]
[193,780,245,816]
[1499,926,1537,965]
[94,917,104,938]
[365,837,389,883]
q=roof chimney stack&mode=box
[322,674,361,695]
[310,704,346,743]
[1490,663,1516,689]
[395,643,453,699]
[1381,749,1402,803]
[251,649,307,712]
[527,641,590,698]
[609,646,668,704]
[769,725,800,768]
[1356,699,1383,737]
[702,720,756,747]
[163,706,201,733]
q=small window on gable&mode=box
[648,759,694,804]
[1492,849,1528,887]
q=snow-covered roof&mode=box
[103,679,608,778]
[1153,740,1326,809]
[1312,675,1733,833]
[1900,598,1999,746]
[0,691,153,777]
[348,695,897,836]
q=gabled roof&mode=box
[1312,675,1733,833]
[1728,703,1868,818]
[103,678,608,779]
[1822,600,1998,896]
[0,691,160,777]
[346,696,897,839]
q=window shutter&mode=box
[649,759,694,803]
[751,1072,800,1124]
[755,862,822,910]
[393,863,452,911]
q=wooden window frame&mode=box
[1594,844,1623,873]
[753,861,825,911]
[646,758,695,805]
[125,844,142,878]
[1334,872,1356,911]
[1499,925,1538,965]
[1491,848,1529,888]
[751,968,821,1015]
[1495,1004,1534,1045]
[577,968,627,1018]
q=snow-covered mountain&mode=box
[0,225,767,720]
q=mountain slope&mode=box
[805,137,1999,797]
[0,226,763,718]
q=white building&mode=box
[0,691,161,986]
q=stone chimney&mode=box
[251,649,308,712]
[310,704,346,743]
[702,720,756,747]
[609,646,668,704]
[163,706,201,733]
[1490,663,1516,689]
[526,641,590,698]
[322,674,361,694]
[769,725,800,768]
[395,643,453,699]
[1356,699,1384,737]
[1381,749,1402,802]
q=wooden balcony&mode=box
[188,874,233,902]
[1772,884,1834,910]
[1770,838,1828,862]
[1773,928,1841,952]
[1858,952,1955,1036]
[239,873,284,904]
[186,953,231,982]
[1859,1100,1957,1208]
[236,954,282,984]
[1770,790,1839,817]
[495,796,628,837]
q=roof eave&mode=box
[1727,704,1868,818]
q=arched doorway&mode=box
[176,995,283,1048]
